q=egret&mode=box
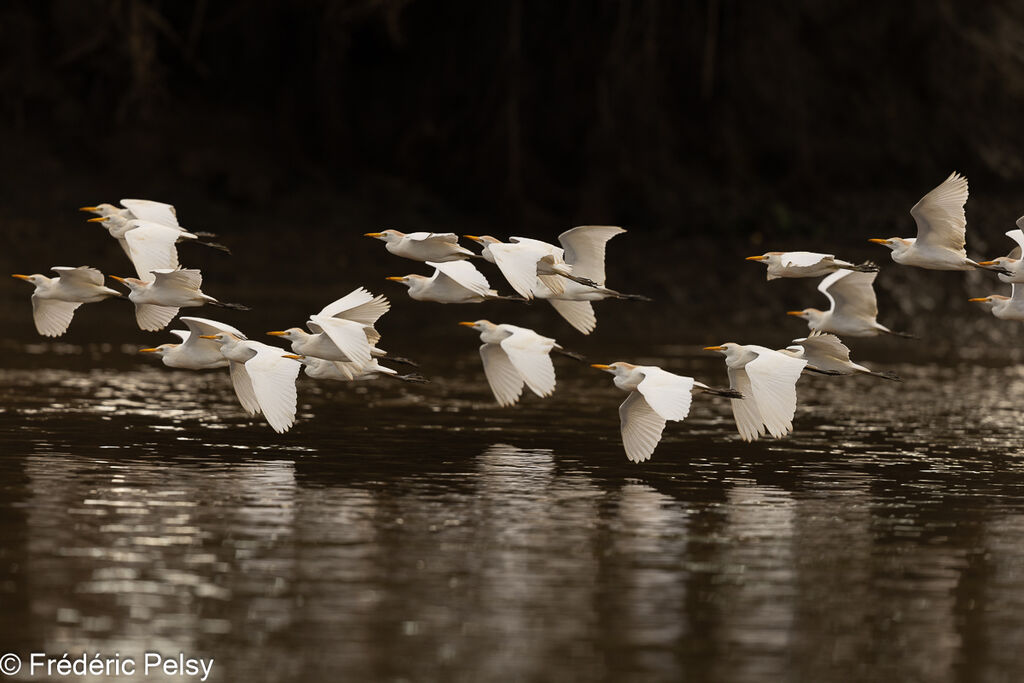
[780,331,901,381]
[591,362,740,462]
[12,266,123,337]
[703,343,807,442]
[464,232,600,298]
[80,199,220,238]
[969,285,1024,320]
[137,317,244,370]
[199,332,301,433]
[975,219,1024,283]
[869,172,999,272]
[111,269,249,331]
[283,355,428,383]
[386,260,525,303]
[364,230,475,262]
[88,215,199,280]
[787,269,913,338]
[745,251,877,280]
[458,320,584,407]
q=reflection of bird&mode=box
[365,230,475,262]
[592,362,740,462]
[869,172,996,271]
[780,331,901,381]
[704,343,807,442]
[464,232,599,298]
[12,266,123,337]
[746,251,877,280]
[386,260,524,303]
[111,269,249,331]
[969,285,1024,320]
[137,317,241,369]
[199,332,301,433]
[976,221,1024,283]
[459,320,583,406]
[787,270,912,338]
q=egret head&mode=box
[968,295,1006,308]
[11,273,43,285]
[266,328,305,339]
[787,308,826,328]
[590,361,637,376]
[198,332,235,344]
[458,320,494,332]
[703,343,738,355]
[977,257,1018,271]
[745,251,783,265]
[365,229,404,242]
[138,344,174,357]
[108,275,146,290]
[79,203,118,216]
[385,275,423,288]
[868,237,911,253]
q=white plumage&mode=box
[746,250,876,280]
[365,229,475,262]
[137,317,243,370]
[787,269,909,337]
[387,260,519,303]
[459,320,561,406]
[12,266,122,337]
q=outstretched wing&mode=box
[406,232,461,243]
[909,172,968,254]
[1006,227,1024,260]
[791,331,852,365]
[123,221,185,279]
[499,327,556,398]
[635,366,695,422]
[51,265,105,287]
[618,391,667,463]
[31,297,81,337]
[228,361,261,416]
[317,287,391,325]
[308,314,373,369]
[134,303,180,331]
[120,199,180,228]
[727,366,766,442]
[430,260,492,297]
[547,299,596,335]
[781,251,831,268]
[819,270,878,321]
[558,226,625,284]
[180,316,246,340]
[744,347,806,439]
[488,243,546,299]
[479,343,525,407]
[151,268,202,292]
[245,343,301,433]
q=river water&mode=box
[2,344,1024,682]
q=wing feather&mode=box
[120,199,180,228]
[547,299,596,335]
[635,366,695,421]
[479,343,525,406]
[245,344,301,433]
[51,266,105,287]
[618,392,667,463]
[781,251,832,268]
[909,172,968,253]
[152,268,202,291]
[317,287,391,325]
[744,347,807,439]
[726,366,766,442]
[487,243,545,299]
[557,226,625,284]
[308,314,373,369]
[123,221,185,279]
[31,297,81,337]
[134,303,180,331]
[229,361,261,415]
[499,328,556,398]
[180,316,246,340]
[430,260,492,297]
[819,270,878,321]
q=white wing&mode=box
[123,221,185,279]
[172,326,229,368]
[488,243,547,299]
[317,287,390,325]
[31,297,81,337]
[618,391,667,463]
[51,265,105,287]
[169,329,189,342]
[509,236,563,259]
[406,232,461,243]
[558,226,625,284]
[818,270,878,321]
[727,366,766,442]
[229,361,261,416]
[1006,228,1024,260]
[151,268,202,292]
[429,260,492,297]
[499,327,556,398]
[479,343,525,406]
[744,347,806,439]
[134,303,180,331]
[244,343,301,433]
[791,332,852,365]
[120,199,180,228]
[308,314,373,369]
[781,251,831,268]
[635,366,695,421]
[909,171,968,253]
[180,316,246,340]
[547,299,596,335]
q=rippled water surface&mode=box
[3,349,1024,682]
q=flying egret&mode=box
[12,266,123,337]
[969,285,1024,320]
[464,233,599,298]
[458,320,584,407]
[975,219,1024,283]
[88,215,201,280]
[364,230,476,262]
[283,355,428,383]
[199,332,301,433]
[80,199,219,238]
[869,172,1000,272]
[786,269,913,338]
[110,269,249,331]
[780,331,902,381]
[745,251,877,280]
[137,317,247,369]
[703,343,807,442]
[386,260,525,303]
[591,362,741,462]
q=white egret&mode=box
[787,269,912,338]
[12,266,123,337]
[591,362,741,462]
[386,260,524,303]
[458,320,584,406]
[364,230,475,262]
[283,355,428,383]
[464,233,599,298]
[969,285,1024,320]
[780,331,901,381]
[703,343,807,442]
[80,199,220,238]
[745,251,877,280]
[199,332,301,433]
[138,317,243,369]
[975,220,1024,283]
[88,215,199,279]
[111,269,249,331]
[869,172,1000,272]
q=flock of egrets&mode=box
[12,171,1024,462]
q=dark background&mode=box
[3,0,1024,353]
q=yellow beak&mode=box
[87,216,107,223]
[702,345,725,351]
[975,261,997,266]
[282,354,303,360]
[198,335,218,340]
[138,348,160,353]
[109,275,126,283]
[364,232,383,238]
[868,238,889,245]
[11,274,30,281]
[786,310,805,317]
[79,206,100,213]
[745,255,766,261]
[968,297,990,302]
[266,330,288,336]
[464,235,481,241]
[458,321,477,327]
[590,364,612,370]
[385,276,405,282]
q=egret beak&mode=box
[590,364,612,370]
[968,297,991,302]
[464,235,481,241]
[786,310,805,317]
[109,275,126,283]
[457,321,477,327]
[703,345,726,351]
[975,261,998,266]
[79,206,100,213]
[11,274,30,281]
[198,335,218,340]
[86,216,107,223]
[868,238,889,245]
[364,232,383,238]
[745,255,766,261]
[266,330,288,336]
[282,354,303,360]
[385,276,406,282]
[138,348,160,353]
